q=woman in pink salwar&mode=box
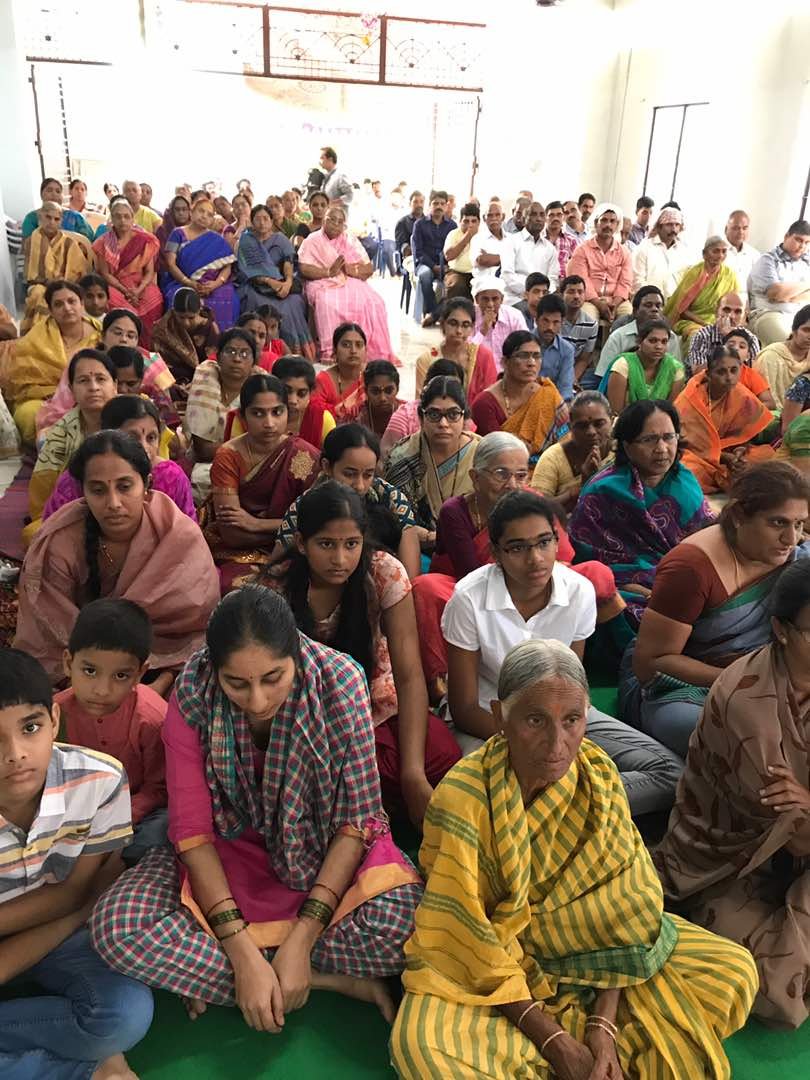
[298,206,396,363]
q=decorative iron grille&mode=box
[23,1,485,91]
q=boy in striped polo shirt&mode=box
[0,649,153,1079]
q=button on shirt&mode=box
[470,227,512,291]
[472,304,528,369]
[724,242,760,297]
[562,311,599,361]
[536,333,575,400]
[442,562,596,710]
[501,230,560,303]
[0,745,131,903]
[749,244,810,317]
[412,216,456,268]
[443,226,474,273]
[567,237,633,303]
[632,236,694,300]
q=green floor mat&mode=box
[130,990,396,1078]
[726,1018,810,1078]
[131,991,810,1078]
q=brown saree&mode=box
[655,643,810,1028]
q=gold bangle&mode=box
[313,882,340,905]
[210,907,244,929]
[540,1029,566,1056]
[585,1020,617,1041]
[587,1014,618,1033]
[516,1001,540,1031]
[217,921,250,942]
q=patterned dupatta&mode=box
[175,635,391,890]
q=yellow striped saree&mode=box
[391,736,756,1079]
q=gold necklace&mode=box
[427,434,464,499]
[469,493,484,531]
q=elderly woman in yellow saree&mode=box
[469,331,569,459]
[22,203,94,332]
[390,638,757,1080]
[664,236,740,347]
[675,344,775,493]
[6,280,100,444]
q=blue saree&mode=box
[236,229,314,358]
[163,228,238,330]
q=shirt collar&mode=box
[483,562,568,612]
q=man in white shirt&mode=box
[724,210,759,298]
[470,202,511,293]
[501,202,559,304]
[632,208,692,299]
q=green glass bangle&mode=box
[210,907,244,929]
[299,898,333,928]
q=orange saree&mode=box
[675,372,774,493]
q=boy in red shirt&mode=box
[58,598,167,865]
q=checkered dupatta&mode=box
[175,635,384,890]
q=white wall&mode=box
[475,0,619,204]
[602,0,810,248]
[0,0,42,219]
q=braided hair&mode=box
[284,481,375,682]
[68,431,151,601]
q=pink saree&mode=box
[14,490,220,682]
[299,229,396,363]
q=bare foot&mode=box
[92,1054,139,1079]
[182,996,208,1021]
[312,972,397,1023]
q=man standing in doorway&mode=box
[319,146,353,210]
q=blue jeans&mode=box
[123,807,169,867]
[415,261,440,315]
[377,238,396,277]
[0,929,153,1079]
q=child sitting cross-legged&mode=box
[57,598,168,867]
[0,648,153,1079]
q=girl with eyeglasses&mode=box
[184,328,264,503]
[262,481,460,824]
[384,377,480,546]
[471,330,569,456]
[412,432,625,703]
[441,488,682,813]
[569,399,712,629]
[414,298,495,405]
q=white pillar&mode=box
[0,0,40,220]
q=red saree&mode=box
[93,226,164,347]
[313,368,365,423]
[206,434,319,591]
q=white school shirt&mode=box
[501,229,560,303]
[631,236,693,300]
[442,562,596,710]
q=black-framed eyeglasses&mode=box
[498,533,557,556]
[423,407,464,423]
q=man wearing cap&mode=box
[470,274,526,369]
[631,208,692,300]
[566,203,633,323]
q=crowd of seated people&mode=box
[2,167,810,1078]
